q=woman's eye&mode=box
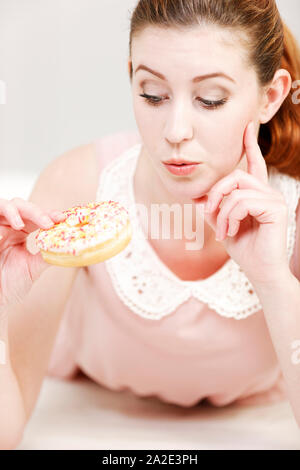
[197,97,228,109]
[139,93,227,110]
[139,93,164,106]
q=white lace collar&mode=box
[96,143,300,321]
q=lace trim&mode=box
[96,143,300,321]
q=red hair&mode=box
[129,0,300,179]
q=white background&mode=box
[0,0,299,176]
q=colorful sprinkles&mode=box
[35,201,129,255]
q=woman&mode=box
[1,0,300,449]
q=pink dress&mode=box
[46,130,300,408]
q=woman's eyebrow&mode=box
[135,64,236,84]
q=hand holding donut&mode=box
[194,121,291,287]
[35,200,132,267]
[0,197,67,312]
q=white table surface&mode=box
[15,373,300,450]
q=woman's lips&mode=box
[162,162,200,176]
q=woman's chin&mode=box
[164,178,210,202]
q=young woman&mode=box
[1,0,300,448]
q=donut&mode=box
[34,200,132,267]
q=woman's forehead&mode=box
[131,25,250,73]
[132,24,245,51]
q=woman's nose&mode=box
[164,101,194,143]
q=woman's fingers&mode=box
[215,188,280,240]
[0,197,67,232]
[205,169,272,215]
[48,210,67,223]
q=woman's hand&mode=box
[0,197,66,311]
[194,121,291,286]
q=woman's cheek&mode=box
[212,139,244,176]
[133,102,160,142]
[223,118,248,161]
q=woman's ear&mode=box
[258,69,292,124]
[128,58,132,79]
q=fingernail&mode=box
[41,216,54,227]
[52,211,65,218]
[14,217,25,228]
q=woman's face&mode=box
[130,24,265,201]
